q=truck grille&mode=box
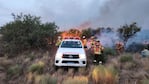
[62,61,79,63]
[62,54,79,59]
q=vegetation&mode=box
[104,47,116,56]
[141,79,149,84]
[62,76,88,84]
[39,74,57,84]
[120,53,133,63]
[92,65,118,84]
[0,13,58,56]
[7,64,21,77]
[28,61,45,74]
[117,22,141,47]
[0,12,147,84]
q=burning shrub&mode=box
[62,76,88,84]
[120,53,133,63]
[28,61,45,74]
[92,65,118,84]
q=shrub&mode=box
[28,61,45,74]
[7,64,21,77]
[141,79,149,84]
[39,74,57,84]
[0,13,58,56]
[92,65,118,84]
[120,53,133,63]
[63,76,88,84]
[28,52,35,60]
[104,47,116,56]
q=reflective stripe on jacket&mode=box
[94,45,104,55]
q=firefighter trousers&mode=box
[94,54,104,64]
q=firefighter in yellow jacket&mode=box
[93,39,104,64]
[56,36,62,46]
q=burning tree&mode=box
[117,22,141,48]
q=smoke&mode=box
[95,29,149,48]
[95,29,120,47]
[96,0,149,29]
[36,0,149,30]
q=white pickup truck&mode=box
[54,39,87,67]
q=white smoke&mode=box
[95,30,120,47]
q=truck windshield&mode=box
[61,41,82,48]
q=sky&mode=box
[0,0,149,30]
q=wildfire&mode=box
[61,29,81,39]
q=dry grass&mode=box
[92,65,119,84]
[140,58,149,71]
[141,79,149,84]
[28,61,45,74]
[7,64,21,78]
[62,76,88,84]
[26,73,57,84]
[119,53,133,63]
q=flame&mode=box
[61,29,81,39]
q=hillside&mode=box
[0,48,149,84]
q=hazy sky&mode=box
[0,0,149,30]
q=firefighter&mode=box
[82,36,87,48]
[56,36,62,46]
[93,39,104,64]
[90,36,95,50]
[115,41,124,55]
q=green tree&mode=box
[117,22,141,47]
[0,13,58,56]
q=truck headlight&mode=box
[55,53,62,58]
[79,54,86,59]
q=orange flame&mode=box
[61,29,81,39]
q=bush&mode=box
[7,64,21,77]
[28,61,45,74]
[28,52,35,60]
[141,79,149,84]
[104,47,116,56]
[120,53,133,63]
[63,76,88,84]
[92,65,118,84]
[0,13,58,56]
[39,74,57,84]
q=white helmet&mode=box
[83,36,86,39]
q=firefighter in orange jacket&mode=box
[93,40,104,64]
[115,41,124,55]
[56,36,62,46]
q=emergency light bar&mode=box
[64,37,80,40]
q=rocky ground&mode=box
[0,47,149,84]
